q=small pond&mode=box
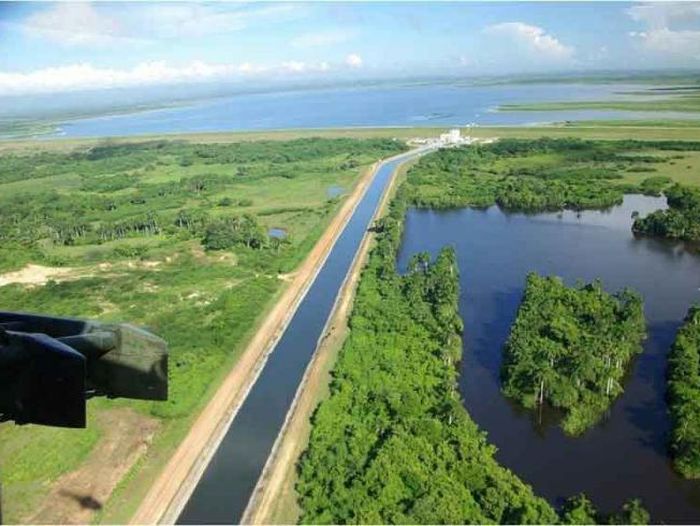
[326,185,345,199]
[268,228,287,239]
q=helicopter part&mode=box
[0,311,168,429]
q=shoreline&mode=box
[3,122,700,153]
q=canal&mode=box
[178,148,427,524]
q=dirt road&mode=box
[130,154,401,525]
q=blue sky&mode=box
[0,2,699,96]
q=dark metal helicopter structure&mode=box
[0,311,168,428]
[0,311,168,523]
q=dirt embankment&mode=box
[242,155,417,525]
[129,156,397,525]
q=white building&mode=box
[439,128,461,144]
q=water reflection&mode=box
[397,195,700,523]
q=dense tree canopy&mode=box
[667,305,700,478]
[402,138,696,217]
[297,190,558,524]
[202,214,267,250]
[502,274,646,435]
[633,184,700,242]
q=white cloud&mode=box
[627,3,700,59]
[630,28,700,57]
[0,62,236,96]
[14,2,303,46]
[291,29,356,48]
[281,61,332,74]
[0,60,335,96]
[20,3,135,47]
[627,3,700,30]
[345,53,363,68]
[483,22,574,61]
[131,3,300,40]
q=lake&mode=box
[397,195,700,523]
[53,82,688,138]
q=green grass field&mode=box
[0,136,406,523]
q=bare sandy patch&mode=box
[0,264,82,288]
[0,261,168,289]
[277,272,298,283]
[27,408,159,525]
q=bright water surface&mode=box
[397,195,700,523]
[267,228,287,239]
[53,82,688,138]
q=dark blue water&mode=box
[178,149,428,524]
[53,83,687,138]
[397,195,700,523]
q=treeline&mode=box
[202,214,269,250]
[297,188,559,523]
[0,137,405,185]
[667,305,700,478]
[0,137,406,250]
[403,137,698,213]
[633,184,700,242]
[502,273,646,436]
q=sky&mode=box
[0,1,699,97]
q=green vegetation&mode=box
[0,416,100,520]
[297,189,558,524]
[0,119,57,139]
[403,137,700,212]
[633,184,700,243]
[500,87,700,114]
[502,274,646,436]
[560,119,700,128]
[667,305,700,478]
[297,179,650,522]
[202,214,268,250]
[0,136,406,523]
[561,494,650,525]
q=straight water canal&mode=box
[178,149,426,524]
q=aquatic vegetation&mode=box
[501,273,646,436]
